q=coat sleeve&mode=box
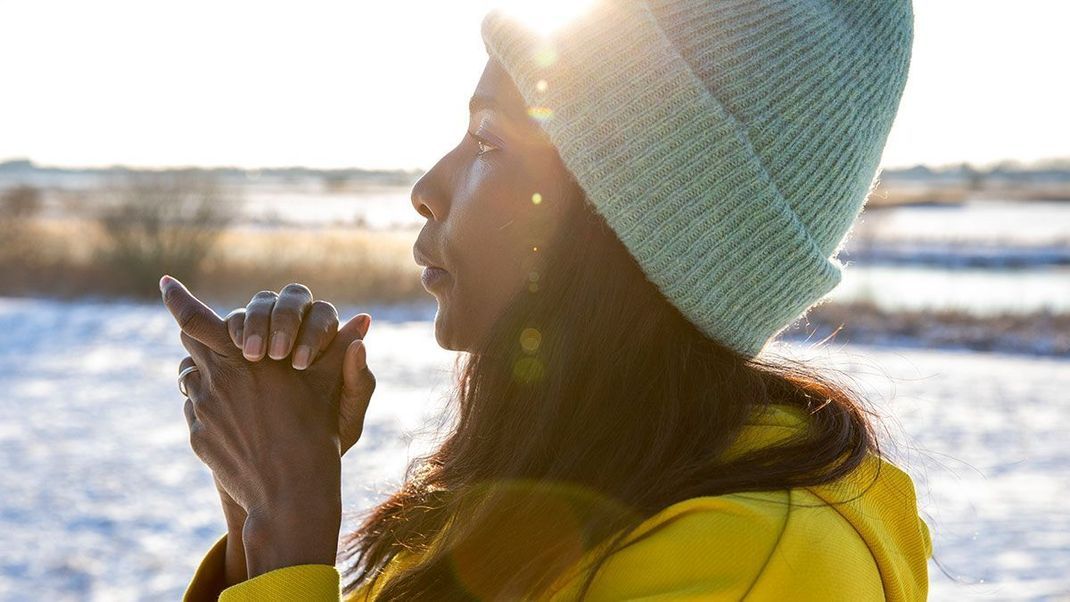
[183,533,343,602]
[183,533,230,601]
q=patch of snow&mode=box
[0,298,1066,600]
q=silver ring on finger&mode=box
[178,365,200,398]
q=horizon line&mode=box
[4,156,1070,174]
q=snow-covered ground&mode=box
[0,297,1066,601]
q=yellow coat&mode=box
[184,405,931,601]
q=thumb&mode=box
[342,339,370,395]
[159,275,232,356]
[318,313,370,368]
[339,338,374,453]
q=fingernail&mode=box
[235,328,244,348]
[159,275,173,293]
[244,334,263,360]
[269,332,289,359]
[292,345,311,370]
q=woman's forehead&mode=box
[471,59,528,116]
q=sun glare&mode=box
[497,0,599,36]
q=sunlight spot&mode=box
[533,45,558,67]
[520,327,542,353]
[527,106,554,122]
[513,356,545,384]
[497,0,598,37]
[531,192,543,205]
[533,246,538,252]
[536,79,548,93]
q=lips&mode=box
[413,246,447,272]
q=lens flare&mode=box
[513,356,544,384]
[527,106,554,122]
[520,327,542,353]
[497,0,599,36]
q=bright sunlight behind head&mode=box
[497,0,599,36]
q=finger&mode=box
[241,290,279,361]
[224,308,246,351]
[267,283,314,361]
[291,300,339,370]
[316,313,371,371]
[179,355,197,372]
[180,357,203,426]
[184,397,197,429]
[184,397,210,462]
[159,275,233,356]
[179,355,199,399]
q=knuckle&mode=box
[311,300,338,317]
[311,298,335,310]
[191,392,211,413]
[282,282,312,297]
[251,290,279,303]
[176,307,199,333]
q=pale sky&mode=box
[1,0,1067,170]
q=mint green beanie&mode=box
[481,0,914,357]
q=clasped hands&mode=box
[159,275,375,578]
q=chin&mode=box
[434,307,482,353]
[432,306,461,352]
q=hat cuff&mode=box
[482,0,840,357]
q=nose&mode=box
[410,156,449,221]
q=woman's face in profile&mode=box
[411,58,576,352]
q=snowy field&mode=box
[0,296,1067,601]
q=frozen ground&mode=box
[0,297,1066,601]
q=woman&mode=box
[169,0,929,599]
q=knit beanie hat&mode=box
[481,0,914,357]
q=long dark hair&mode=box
[338,185,881,599]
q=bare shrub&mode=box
[94,170,243,298]
[0,185,45,267]
[1,185,43,218]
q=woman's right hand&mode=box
[218,282,374,453]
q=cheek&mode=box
[451,163,560,287]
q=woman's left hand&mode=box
[160,275,372,577]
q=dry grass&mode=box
[0,217,426,307]
[867,180,1070,207]
[3,217,1066,356]
[866,182,970,207]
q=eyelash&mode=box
[467,131,499,157]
